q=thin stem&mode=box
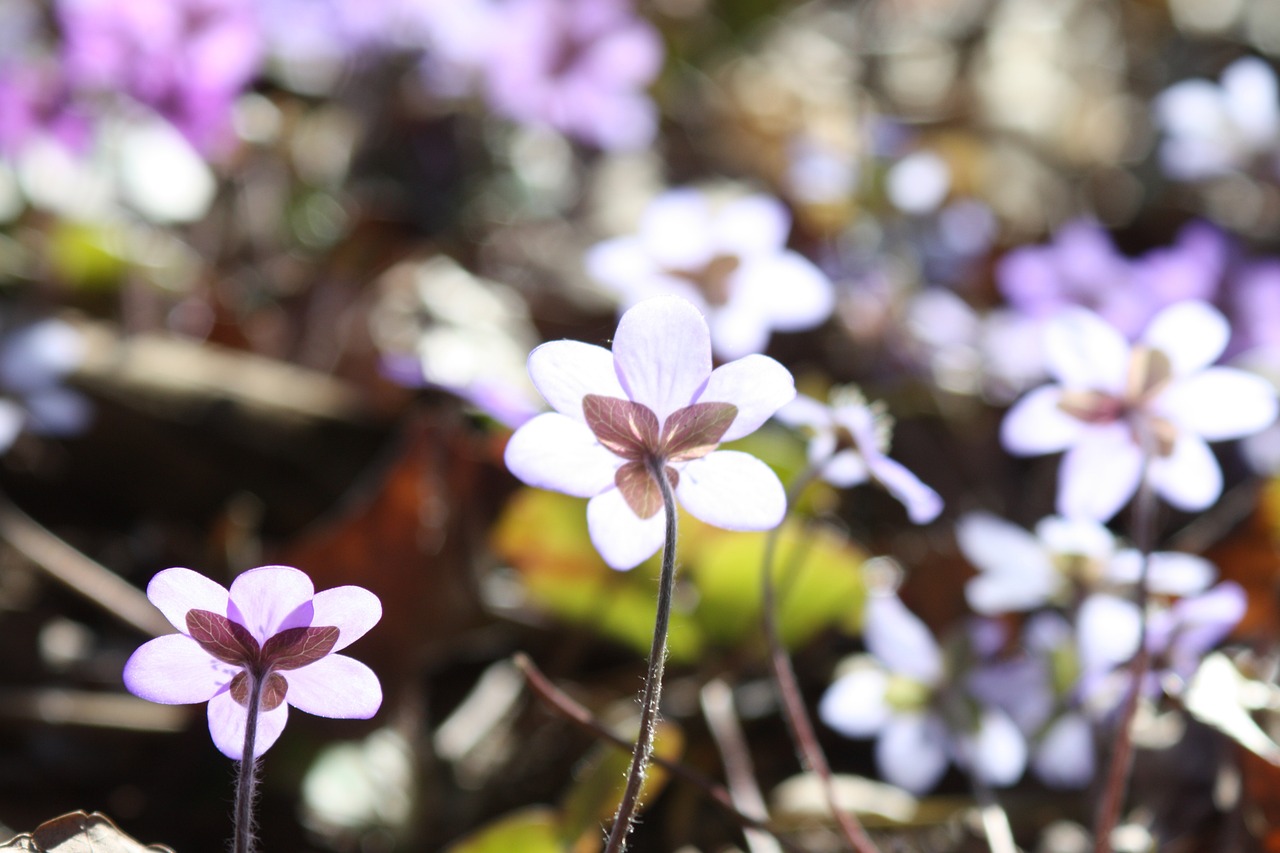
[603,457,680,853]
[234,672,264,853]
[762,465,882,853]
[1092,443,1159,853]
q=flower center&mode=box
[1056,346,1179,456]
[582,393,738,519]
[186,609,340,711]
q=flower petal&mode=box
[637,189,715,270]
[1108,549,1215,596]
[675,450,785,531]
[1147,433,1222,512]
[284,654,383,719]
[584,236,659,297]
[1000,385,1085,455]
[147,567,231,633]
[961,709,1026,787]
[586,487,667,570]
[611,296,712,421]
[864,454,943,523]
[527,340,627,421]
[729,252,834,330]
[208,687,289,760]
[877,713,950,793]
[123,634,232,704]
[712,194,790,256]
[1033,713,1095,788]
[774,394,832,430]
[1044,308,1130,394]
[1142,300,1229,374]
[864,593,941,684]
[504,412,622,497]
[819,664,890,738]
[698,354,795,442]
[308,586,383,652]
[1057,425,1143,521]
[227,566,315,644]
[957,513,1048,580]
[820,450,869,487]
[1158,368,1278,441]
[706,304,772,360]
[1077,594,1141,674]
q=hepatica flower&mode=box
[124,565,382,759]
[1001,300,1278,520]
[504,296,794,570]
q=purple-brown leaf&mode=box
[615,461,664,519]
[661,402,737,461]
[584,394,659,459]
[229,671,290,711]
[187,610,259,666]
[262,625,340,671]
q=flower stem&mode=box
[234,672,264,853]
[1092,445,1159,853]
[603,458,680,853]
[761,464,882,853]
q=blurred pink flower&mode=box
[1001,301,1277,520]
[503,296,794,569]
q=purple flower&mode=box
[123,565,383,759]
[819,592,1026,793]
[586,188,835,359]
[481,0,662,150]
[503,295,794,570]
[1001,301,1278,520]
[0,319,92,453]
[775,388,942,523]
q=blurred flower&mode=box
[820,591,1026,793]
[124,565,383,759]
[586,188,835,359]
[776,386,942,523]
[480,0,662,150]
[503,296,794,570]
[1001,301,1277,520]
[958,513,1215,615]
[0,61,92,156]
[1154,56,1280,181]
[0,319,92,453]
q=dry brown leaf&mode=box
[0,811,173,852]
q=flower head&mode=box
[1001,301,1278,520]
[503,296,795,569]
[776,387,942,523]
[0,319,92,454]
[124,565,383,759]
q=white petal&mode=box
[1044,308,1130,394]
[962,709,1026,787]
[0,400,23,453]
[1077,594,1142,674]
[1108,549,1215,596]
[208,688,289,760]
[638,189,715,270]
[774,394,832,430]
[1000,385,1084,455]
[1057,425,1143,521]
[819,665,890,738]
[1141,300,1229,374]
[527,340,626,421]
[675,450,786,531]
[712,194,790,256]
[1147,433,1222,511]
[612,296,713,420]
[965,566,1058,615]
[284,655,382,719]
[1158,368,1278,440]
[706,303,773,360]
[586,487,667,570]
[1033,713,1095,788]
[864,593,941,684]
[584,237,660,293]
[877,713,951,793]
[865,454,943,523]
[698,354,795,442]
[1035,515,1115,559]
[504,412,620,497]
[820,450,869,487]
[957,513,1051,577]
[729,252,835,330]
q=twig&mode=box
[701,679,782,853]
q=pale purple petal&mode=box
[612,296,712,420]
[1033,713,1095,788]
[1166,582,1246,677]
[706,304,772,360]
[147,567,231,632]
[877,713,950,793]
[675,450,786,531]
[864,454,943,523]
[1057,425,1144,521]
[228,565,315,644]
[1077,594,1142,674]
[284,655,382,719]
[731,253,835,330]
[308,586,382,652]
[1141,300,1229,375]
[123,634,231,704]
[819,665,890,738]
[208,688,289,760]
[586,487,666,570]
[865,593,941,684]
[1158,368,1278,440]
[1000,385,1085,455]
[637,189,715,271]
[819,451,869,487]
[504,412,621,497]
[1108,549,1215,596]
[23,387,92,436]
[962,709,1026,787]
[0,401,23,453]
[1035,516,1115,559]
[1147,433,1222,512]
[584,237,661,299]
[774,394,832,430]
[1044,308,1130,393]
[527,340,627,421]
[957,513,1050,577]
[965,564,1059,615]
[698,355,795,441]
[712,195,790,257]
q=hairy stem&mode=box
[234,672,264,853]
[1092,444,1158,853]
[762,465,882,853]
[603,457,680,853]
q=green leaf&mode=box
[442,806,565,853]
